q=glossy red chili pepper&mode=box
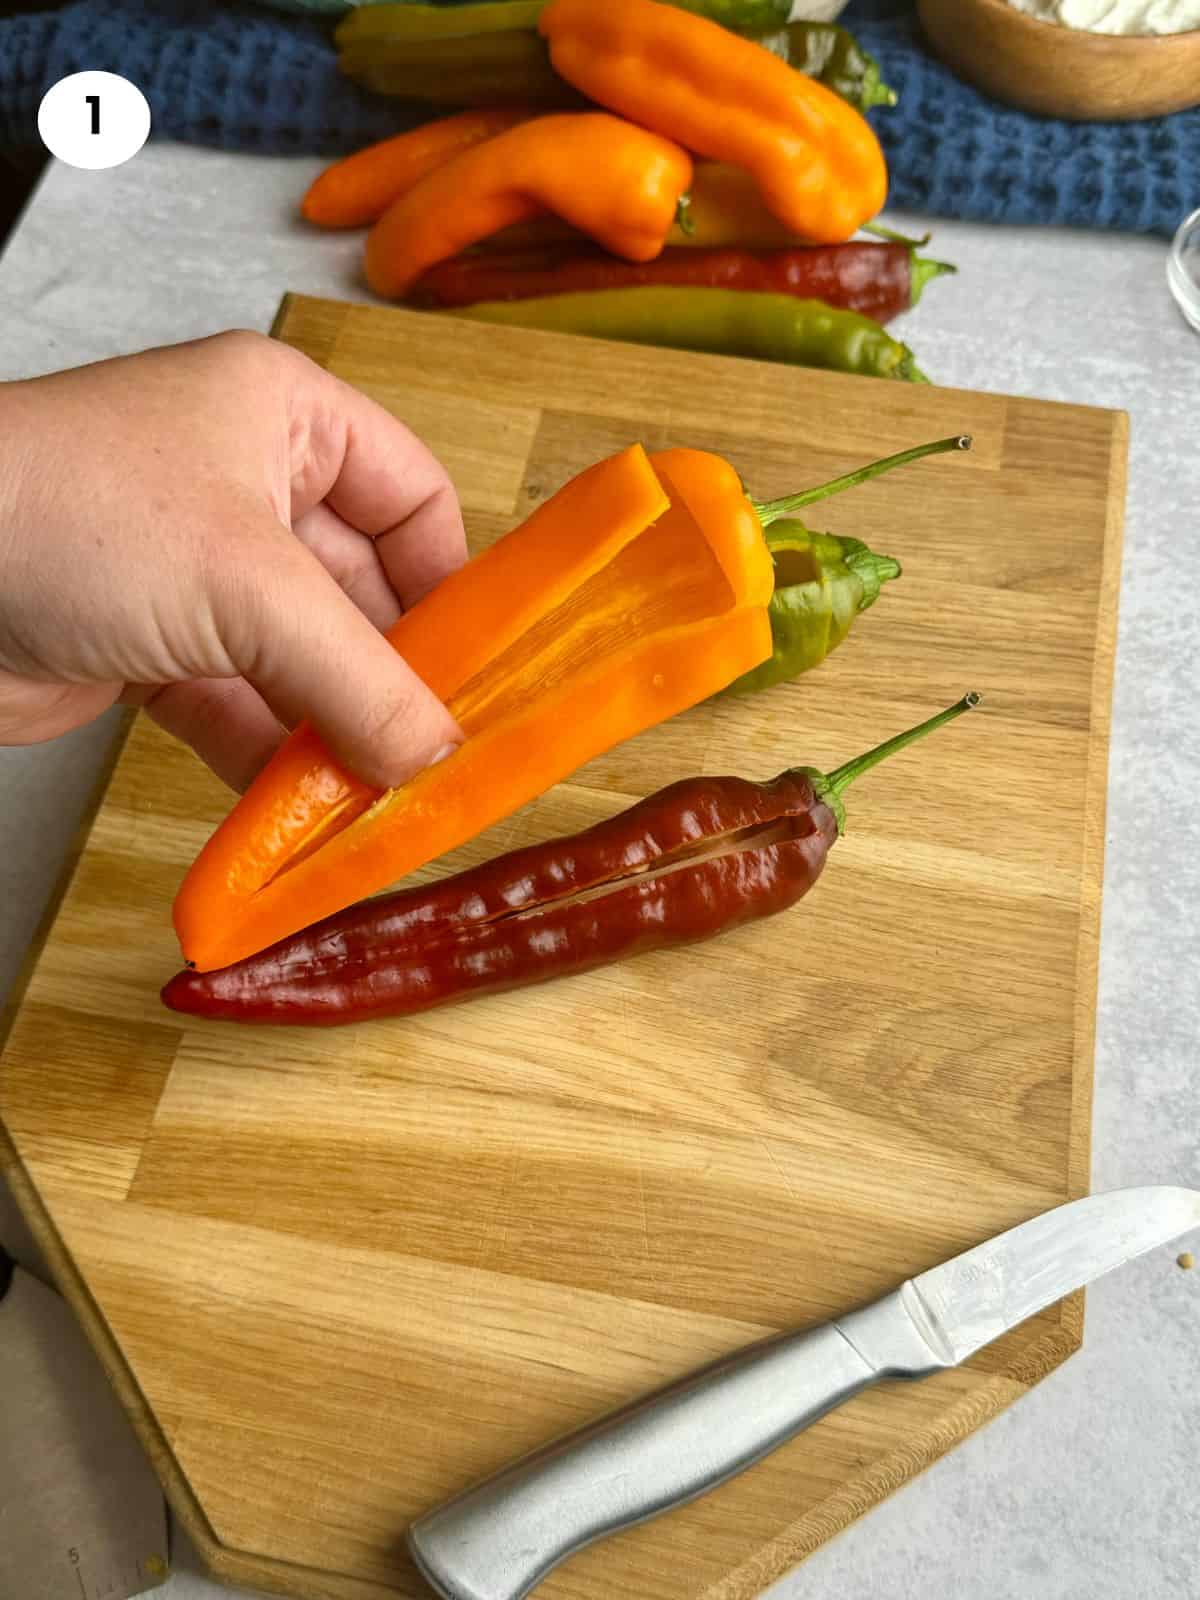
[410,240,955,324]
[161,696,977,1028]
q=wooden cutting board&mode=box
[0,295,1126,1600]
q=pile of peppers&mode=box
[166,431,973,1017]
[298,0,956,381]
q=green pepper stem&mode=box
[910,255,957,306]
[675,192,695,237]
[863,68,899,109]
[752,433,971,527]
[856,551,902,588]
[862,221,932,248]
[825,693,980,800]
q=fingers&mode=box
[375,475,469,609]
[284,358,469,608]
[126,678,286,793]
[292,502,402,634]
[0,674,120,744]
[221,522,462,791]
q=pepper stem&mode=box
[862,67,899,109]
[861,224,957,305]
[910,254,957,306]
[826,693,980,800]
[751,433,971,528]
[862,221,932,248]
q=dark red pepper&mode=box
[161,696,978,1028]
[410,239,955,324]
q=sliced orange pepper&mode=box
[174,445,772,971]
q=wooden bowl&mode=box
[918,0,1200,121]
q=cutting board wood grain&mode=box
[0,295,1126,1600]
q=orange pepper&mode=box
[538,0,887,245]
[301,107,538,230]
[174,446,773,972]
[485,162,808,257]
[673,163,807,250]
[364,111,693,299]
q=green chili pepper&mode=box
[445,288,929,382]
[339,0,792,34]
[337,33,576,105]
[336,1,544,39]
[664,0,793,24]
[726,435,973,694]
[335,5,573,106]
[337,3,877,110]
[750,21,898,113]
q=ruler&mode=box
[0,1260,169,1600]
[62,1548,168,1600]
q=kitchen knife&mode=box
[408,1186,1199,1600]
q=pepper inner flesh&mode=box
[263,488,736,890]
[264,791,369,880]
[771,547,820,586]
[449,499,734,731]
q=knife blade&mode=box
[408,1186,1200,1600]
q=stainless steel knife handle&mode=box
[408,1297,941,1600]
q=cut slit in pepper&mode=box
[162,696,980,1028]
[174,445,773,972]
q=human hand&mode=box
[0,330,467,791]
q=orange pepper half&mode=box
[174,445,773,972]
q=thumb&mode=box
[0,673,120,745]
[226,528,461,791]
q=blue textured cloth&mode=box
[842,0,1195,235]
[0,0,1195,234]
[0,0,406,162]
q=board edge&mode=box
[145,1321,1083,1600]
[1068,409,1128,1208]
[271,290,354,369]
[700,1318,1082,1600]
[269,292,1133,427]
[0,711,224,1592]
[0,710,135,1060]
[0,712,217,1583]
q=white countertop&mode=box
[1,144,1197,1600]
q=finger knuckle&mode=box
[362,683,422,751]
[208,328,271,364]
[203,329,306,386]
